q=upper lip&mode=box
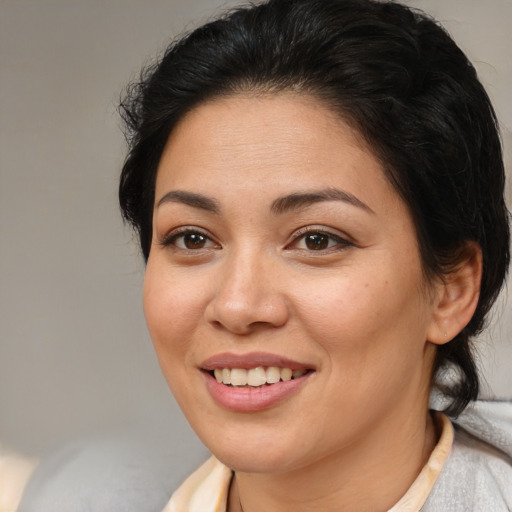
[200,352,313,371]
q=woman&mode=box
[4,0,510,510]
[117,0,511,510]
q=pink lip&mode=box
[200,351,312,371]
[203,371,312,412]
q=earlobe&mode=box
[427,242,482,345]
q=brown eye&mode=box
[182,233,208,249]
[162,229,218,250]
[304,233,329,250]
[289,229,352,252]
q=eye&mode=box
[289,228,352,252]
[300,233,333,250]
[160,229,219,250]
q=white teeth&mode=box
[266,366,281,384]
[230,368,248,386]
[212,366,308,387]
[247,367,267,386]
[222,368,231,385]
[280,368,292,382]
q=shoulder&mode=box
[0,448,38,512]
[422,400,512,512]
[163,456,232,512]
[17,430,208,512]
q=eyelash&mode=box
[159,226,352,253]
[287,227,353,253]
[159,228,219,251]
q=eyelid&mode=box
[158,226,220,249]
[286,225,354,251]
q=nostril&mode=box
[211,320,223,329]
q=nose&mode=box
[204,250,289,335]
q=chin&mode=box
[211,446,296,474]
[194,423,305,474]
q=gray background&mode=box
[1,0,511,458]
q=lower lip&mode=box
[203,371,312,412]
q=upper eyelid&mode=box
[169,226,210,236]
[291,226,351,241]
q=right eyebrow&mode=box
[271,188,374,215]
[156,190,221,214]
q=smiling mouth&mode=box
[208,366,310,388]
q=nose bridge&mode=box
[206,243,288,333]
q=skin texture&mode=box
[143,93,481,512]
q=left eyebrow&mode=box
[271,188,375,215]
[156,190,221,214]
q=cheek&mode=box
[143,258,203,362]
[292,265,430,365]
[291,271,432,432]
[292,272,387,338]
[142,264,206,408]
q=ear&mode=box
[427,242,482,345]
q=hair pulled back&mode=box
[119,0,510,416]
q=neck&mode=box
[229,404,437,512]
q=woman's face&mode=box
[144,93,440,474]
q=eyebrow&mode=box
[271,188,374,215]
[156,187,373,216]
[156,190,221,214]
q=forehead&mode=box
[154,93,395,210]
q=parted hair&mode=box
[119,0,510,416]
